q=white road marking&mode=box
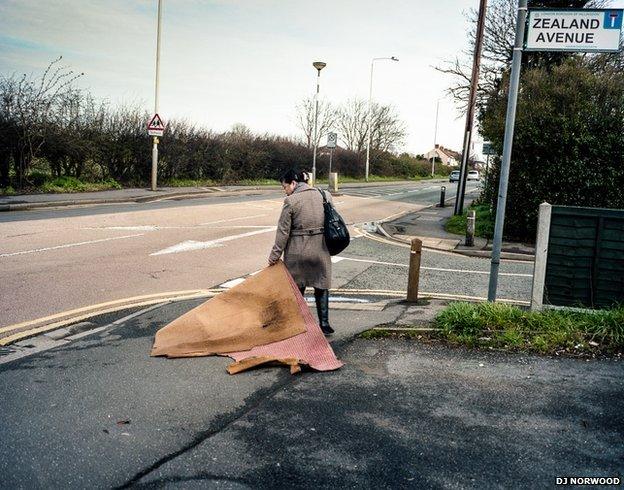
[83,214,269,233]
[331,256,345,263]
[219,278,246,288]
[199,214,267,225]
[150,227,276,256]
[382,210,411,222]
[305,296,370,303]
[336,256,532,277]
[0,234,145,258]
[85,225,160,231]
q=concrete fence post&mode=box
[531,202,552,311]
[407,238,422,302]
[466,210,476,247]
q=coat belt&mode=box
[290,227,324,236]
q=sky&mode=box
[1,0,623,156]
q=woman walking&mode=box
[268,169,334,335]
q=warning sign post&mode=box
[147,113,165,137]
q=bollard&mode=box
[407,238,422,302]
[466,210,475,247]
[439,186,446,208]
[329,172,338,193]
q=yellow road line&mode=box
[1,286,528,347]
[0,289,222,335]
[0,292,218,346]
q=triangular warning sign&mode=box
[148,113,164,130]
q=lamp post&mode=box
[311,61,326,185]
[151,0,163,191]
[431,99,440,176]
[365,56,398,182]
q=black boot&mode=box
[314,288,334,335]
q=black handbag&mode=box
[319,189,350,256]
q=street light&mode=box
[151,0,163,191]
[311,61,326,185]
[365,56,398,182]
[431,99,440,176]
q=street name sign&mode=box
[327,132,337,149]
[148,113,165,137]
[526,9,623,52]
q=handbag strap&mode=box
[318,188,328,204]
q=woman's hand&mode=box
[268,257,278,266]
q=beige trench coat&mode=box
[269,183,332,289]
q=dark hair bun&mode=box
[280,168,309,184]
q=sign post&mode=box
[326,132,337,184]
[487,5,624,302]
[487,0,528,302]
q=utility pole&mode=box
[454,0,487,215]
[151,0,163,191]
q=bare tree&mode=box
[369,103,407,153]
[335,98,368,153]
[295,97,337,148]
[436,0,608,108]
[336,98,406,154]
[0,56,83,185]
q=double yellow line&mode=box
[1,287,529,347]
[0,289,222,346]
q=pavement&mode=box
[2,181,620,487]
[0,185,268,211]
[0,180,447,212]
[379,195,536,261]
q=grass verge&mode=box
[40,177,122,193]
[163,178,218,187]
[445,203,494,239]
[433,302,624,356]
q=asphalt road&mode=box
[1,180,620,488]
[1,300,621,489]
[0,180,487,327]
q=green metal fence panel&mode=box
[544,206,624,309]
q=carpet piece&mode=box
[225,269,344,374]
[151,262,307,358]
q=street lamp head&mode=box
[391,56,399,61]
[313,61,327,72]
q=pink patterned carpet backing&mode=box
[226,272,343,372]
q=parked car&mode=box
[449,170,460,183]
[467,170,480,181]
